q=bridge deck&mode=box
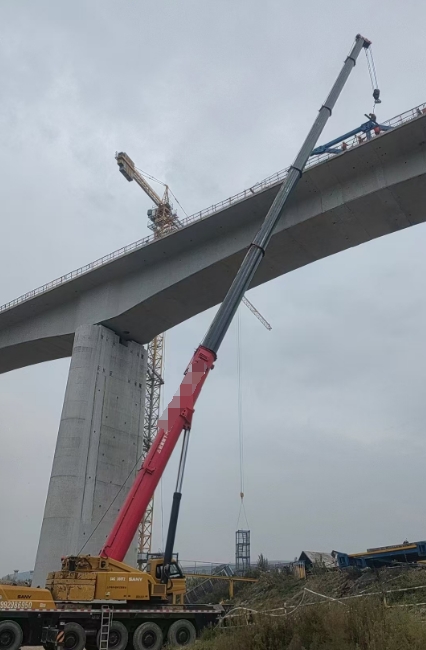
[1,106,426,373]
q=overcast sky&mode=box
[1,0,426,576]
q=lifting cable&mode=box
[236,308,249,530]
[364,45,381,112]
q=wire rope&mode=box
[236,308,249,530]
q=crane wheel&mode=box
[167,620,196,647]
[62,622,86,650]
[132,622,163,650]
[96,621,128,650]
[0,620,23,650]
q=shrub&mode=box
[198,598,426,650]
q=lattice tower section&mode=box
[138,202,179,562]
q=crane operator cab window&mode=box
[155,561,183,580]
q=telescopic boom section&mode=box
[101,34,370,563]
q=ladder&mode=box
[99,606,112,650]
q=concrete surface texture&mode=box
[1,114,426,374]
[32,324,146,587]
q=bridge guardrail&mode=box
[1,102,425,315]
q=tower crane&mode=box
[116,152,179,566]
[115,152,272,563]
[116,152,180,237]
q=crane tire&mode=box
[132,622,163,650]
[63,622,86,650]
[0,620,23,650]
[167,620,196,647]
[96,621,128,650]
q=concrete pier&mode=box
[32,324,146,587]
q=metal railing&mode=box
[180,560,235,576]
[1,102,425,315]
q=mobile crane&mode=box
[0,34,370,650]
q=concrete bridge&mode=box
[1,105,426,375]
[4,103,425,586]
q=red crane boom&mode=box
[100,345,215,560]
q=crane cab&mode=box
[143,553,186,605]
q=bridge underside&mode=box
[1,115,426,374]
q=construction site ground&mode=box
[197,565,426,649]
[15,566,426,649]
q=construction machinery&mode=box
[335,540,426,569]
[0,34,370,650]
[310,113,392,156]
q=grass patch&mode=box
[198,598,426,649]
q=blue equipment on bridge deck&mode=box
[311,114,393,156]
[335,540,426,569]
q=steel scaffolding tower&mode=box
[235,530,251,575]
